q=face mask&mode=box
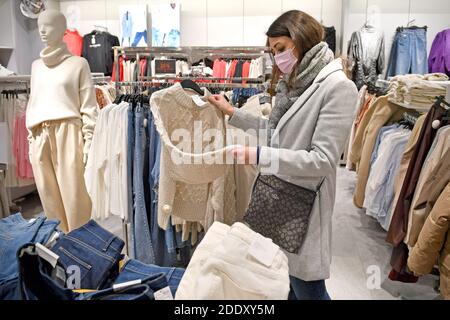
[274,47,298,75]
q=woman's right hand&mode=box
[208,94,235,117]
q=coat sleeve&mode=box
[228,106,269,135]
[259,79,357,177]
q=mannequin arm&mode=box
[79,60,98,161]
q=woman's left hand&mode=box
[231,146,258,165]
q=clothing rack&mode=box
[113,46,269,92]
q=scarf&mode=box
[40,43,72,67]
[268,42,335,133]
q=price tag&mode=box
[113,279,142,291]
[36,243,59,268]
[192,95,208,108]
[154,286,174,300]
[248,233,278,268]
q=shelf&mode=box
[0,46,13,50]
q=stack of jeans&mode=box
[0,213,59,300]
[1,217,185,300]
[17,243,178,301]
[386,27,428,78]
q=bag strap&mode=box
[316,177,325,192]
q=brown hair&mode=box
[266,10,324,92]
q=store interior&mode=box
[1,0,450,301]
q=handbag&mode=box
[243,174,324,254]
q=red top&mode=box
[242,60,251,83]
[63,29,83,56]
[112,56,124,82]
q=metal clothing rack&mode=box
[113,46,270,92]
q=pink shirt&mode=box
[13,112,34,179]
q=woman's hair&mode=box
[266,10,325,91]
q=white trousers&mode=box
[175,222,290,300]
[29,118,91,232]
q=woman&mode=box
[208,10,358,300]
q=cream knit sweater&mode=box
[27,43,97,157]
[150,83,237,237]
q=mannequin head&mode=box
[38,9,67,47]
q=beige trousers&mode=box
[29,118,91,232]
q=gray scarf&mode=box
[269,42,334,134]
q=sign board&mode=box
[154,59,177,75]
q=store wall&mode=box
[58,0,343,53]
[0,0,59,74]
[342,0,450,77]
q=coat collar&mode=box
[313,58,344,84]
[271,59,343,141]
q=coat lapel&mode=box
[271,59,344,142]
[272,83,320,139]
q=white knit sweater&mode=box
[27,43,97,157]
[150,83,237,236]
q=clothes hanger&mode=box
[180,79,204,95]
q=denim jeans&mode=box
[133,106,155,264]
[18,243,76,300]
[132,31,148,47]
[51,220,124,290]
[0,278,21,300]
[289,276,331,300]
[387,28,428,77]
[127,104,135,258]
[17,244,161,301]
[115,259,184,296]
[79,272,167,300]
[0,213,59,283]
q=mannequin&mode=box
[27,9,97,232]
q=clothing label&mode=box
[113,279,142,291]
[45,231,61,248]
[55,265,66,284]
[248,233,278,268]
[154,286,174,300]
[28,218,36,224]
[35,243,59,268]
[91,35,96,45]
[191,95,208,108]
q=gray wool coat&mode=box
[229,59,358,281]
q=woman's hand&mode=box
[207,94,235,117]
[231,146,258,165]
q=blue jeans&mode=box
[81,273,167,300]
[115,258,184,297]
[18,243,76,300]
[387,28,428,77]
[51,220,124,290]
[133,106,155,264]
[0,213,59,283]
[127,104,135,258]
[289,276,331,300]
[132,31,148,47]
[17,244,164,301]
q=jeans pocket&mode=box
[57,246,92,288]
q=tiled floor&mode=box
[14,167,442,300]
[326,168,440,300]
